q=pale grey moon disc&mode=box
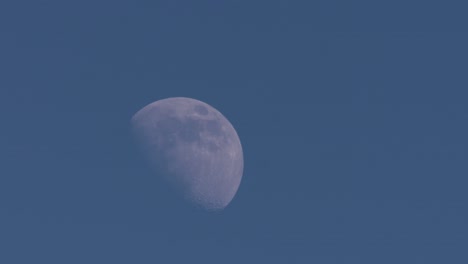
[131,97,244,211]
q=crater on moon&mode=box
[194,105,209,115]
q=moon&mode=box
[131,97,244,211]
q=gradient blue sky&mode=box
[1,1,467,263]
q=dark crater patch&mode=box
[179,118,202,142]
[205,119,223,137]
[156,117,183,148]
[157,116,229,149]
[194,105,209,115]
[207,141,221,152]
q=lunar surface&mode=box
[131,97,244,211]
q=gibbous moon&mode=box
[131,97,244,211]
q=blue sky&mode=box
[1,1,467,263]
